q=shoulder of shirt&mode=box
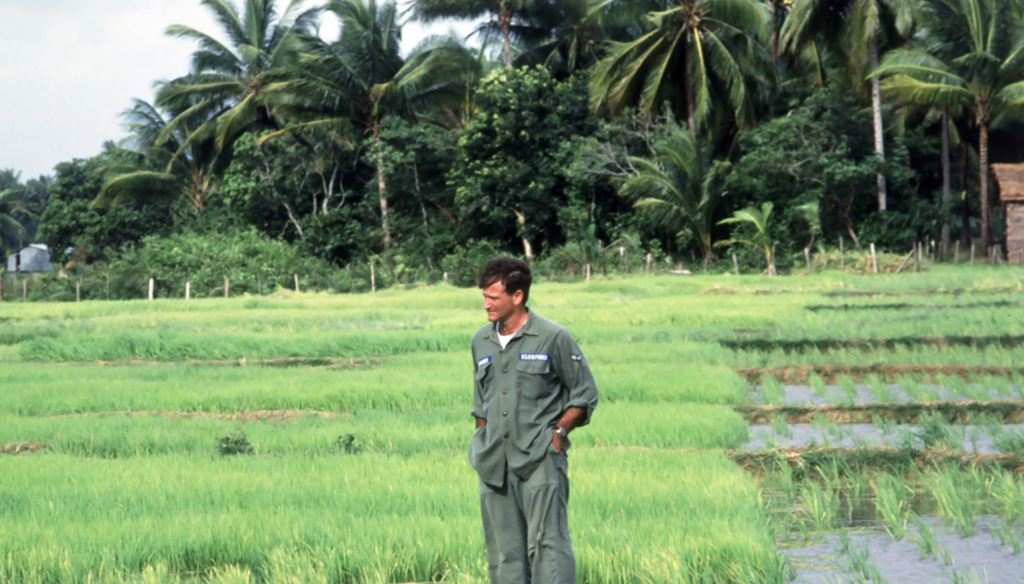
[528,312,569,338]
[472,323,493,342]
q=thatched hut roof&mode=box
[992,164,1024,202]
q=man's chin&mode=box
[486,313,499,322]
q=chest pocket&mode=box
[516,360,552,398]
[475,361,491,382]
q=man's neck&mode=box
[497,309,528,336]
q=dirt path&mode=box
[735,364,1024,384]
[735,400,1024,424]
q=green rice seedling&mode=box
[798,477,841,531]
[842,536,889,584]
[992,519,1022,554]
[871,474,913,540]
[993,428,1024,458]
[872,414,897,435]
[989,469,1024,522]
[772,414,794,439]
[950,569,986,584]
[917,412,955,450]
[908,512,939,559]
[928,470,978,537]
[760,375,785,405]
[0,450,786,584]
[809,374,827,398]
[866,375,894,403]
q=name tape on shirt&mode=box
[477,355,492,368]
[518,353,550,362]
[571,354,584,362]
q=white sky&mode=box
[0,0,479,180]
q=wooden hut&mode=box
[992,164,1024,264]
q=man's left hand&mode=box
[551,428,563,453]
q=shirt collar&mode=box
[484,308,538,339]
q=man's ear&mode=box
[512,289,525,306]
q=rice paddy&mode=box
[2,265,1023,582]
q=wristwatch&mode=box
[554,426,568,439]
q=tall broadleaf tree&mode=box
[155,0,322,158]
[780,0,917,212]
[589,0,772,135]
[264,0,475,250]
[871,0,1024,253]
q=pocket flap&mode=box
[516,360,550,375]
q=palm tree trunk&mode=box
[940,107,952,254]
[500,4,513,68]
[510,207,534,263]
[869,29,888,212]
[374,127,391,251]
[682,32,695,133]
[960,141,971,247]
[979,118,992,254]
[768,4,779,113]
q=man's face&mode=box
[482,280,522,323]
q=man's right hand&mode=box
[475,417,486,429]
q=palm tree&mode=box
[408,0,557,68]
[780,0,916,212]
[156,0,322,157]
[93,99,220,217]
[0,189,28,256]
[619,126,729,271]
[717,202,777,275]
[589,0,771,134]
[264,0,474,250]
[870,0,1024,253]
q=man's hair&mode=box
[477,257,532,304]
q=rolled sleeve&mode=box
[553,330,598,427]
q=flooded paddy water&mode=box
[744,422,1024,454]
[748,383,1022,406]
[785,515,1024,583]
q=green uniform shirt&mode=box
[469,310,599,488]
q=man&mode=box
[469,257,599,584]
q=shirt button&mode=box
[502,389,508,395]
[502,368,508,373]
[502,411,508,417]
[504,433,509,439]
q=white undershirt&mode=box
[496,317,526,349]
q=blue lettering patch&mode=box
[477,356,492,368]
[518,353,551,362]
[571,354,583,362]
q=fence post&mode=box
[645,253,652,275]
[970,242,976,266]
[257,274,262,296]
[370,262,376,293]
[224,277,230,299]
[732,253,739,276]
[585,263,591,282]
[23,279,27,302]
[76,280,81,303]
[954,240,960,264]
[149,278,154,300]
[106,270,110,301]
[804,248,812,275]
[186,282,191,301]
[294,273,300,293]
[442,272,448,284]
[915,242,921,272]
[870,243,878,274]
[839,236,845,271]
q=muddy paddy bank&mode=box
[735,365,1024,384]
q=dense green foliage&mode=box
[5,0,1024,291]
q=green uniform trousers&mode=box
[479,447,576,584]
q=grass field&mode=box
[1,265,1023,583]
